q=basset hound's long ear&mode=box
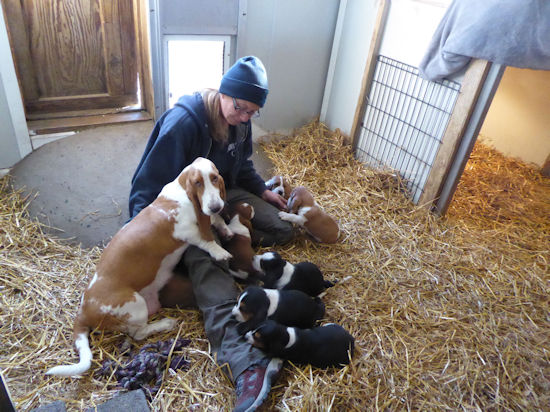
[283,179,292,199]
[218,174,226,201]
[182,168,215,241]
[242,217,253,234]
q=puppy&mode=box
[265,175,292,199]
[278,186,339,243]
[253,251,334,297]
[220,202,259,281]
[246,320,355,368]
[231,286,325,335]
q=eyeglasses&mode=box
[232,97,260,118]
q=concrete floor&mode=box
[11,121,276,248]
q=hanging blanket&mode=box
[419,0,550,81]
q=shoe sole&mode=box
[244,357,284,412]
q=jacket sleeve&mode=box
[128,120,193,219]
[235,125,268,197]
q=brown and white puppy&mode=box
[278,186,339,243]
[46,157,232,377]
[231,286,325,335]
[245,320,354,368]
[265,175,292,199]
[220,202,259,281]
[252,251,334,297]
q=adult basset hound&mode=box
[46,157,232,377]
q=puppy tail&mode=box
[45,322,92,377]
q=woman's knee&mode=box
[275,221,295,244]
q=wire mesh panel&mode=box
[355,55,461,203]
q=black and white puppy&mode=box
[245,320,355,368]
[253,251,334,297]
[232,286,325,335]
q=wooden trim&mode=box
[27,111,152,134]
[419,59,491,208]
[350,0,391,150]
[26,107,147,120]
[136,0,155,119]
[25,94,138,113]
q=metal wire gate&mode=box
[355,55,461,203]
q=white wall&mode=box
[321,0,379,137]
[0,8,31,169]
[244,0,340,133]
[480,67,550,168]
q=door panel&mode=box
[3,0,139,117]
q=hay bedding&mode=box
[1,120,548,411]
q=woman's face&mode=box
[220,94,260,126]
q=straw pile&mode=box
[1,120,548,411]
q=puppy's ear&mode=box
[287,193,302,213]
[183,169,214,240]
[266,335,288,357]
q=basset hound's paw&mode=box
[210,247,233,261]
[218,226,234,241]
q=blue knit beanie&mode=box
[219,56,269,107]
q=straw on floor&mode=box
[1,120,548,411]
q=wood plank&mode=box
[26,107,145,120]
[135,0,155,118]
[2,0,39,101]
[350,0,390,150]
[27,111,152,134]
[100,0,124,95]
[419,59,491,208]
[26,94,139,114]
[119,0,138,93]
[25,0,106,96]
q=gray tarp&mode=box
[419,0,550,81]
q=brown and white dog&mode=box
[46,157,232,376]
[265,175,292,199]
[220,202,259,281]
[278,186,339,243]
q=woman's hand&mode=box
[261,189,287,210]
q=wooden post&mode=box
[419,59,491,209]
[350,0,391,150]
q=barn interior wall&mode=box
[0,7,31,169]
[243,0,340,134]
[479,67,550,168]
[151,0,339,135]
[322,0,453,138]
[321,0,379,137]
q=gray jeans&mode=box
[179,188,293,380]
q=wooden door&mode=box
[2,0,140,118]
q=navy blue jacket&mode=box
[129,93,266,218]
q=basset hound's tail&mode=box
[45,319,92,377]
